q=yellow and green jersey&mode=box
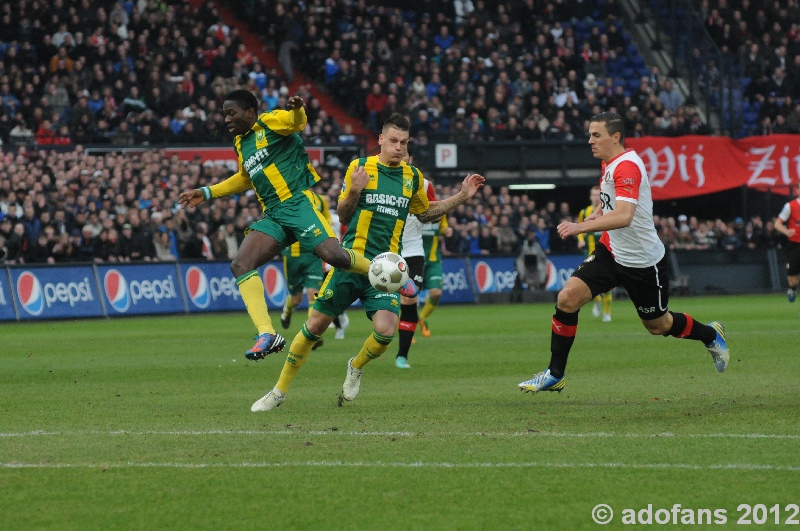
[208,107,321,212]
[422,216,448,263]
[577,204,604,255]
[339,155,429,260]
[282,191,332,257]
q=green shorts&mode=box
[283,253,325,295]
[248,191,335,250]
[423,260,443,290]
[313,267,400,319]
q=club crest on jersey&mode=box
[255,129,267,148]
[403,177,414,193]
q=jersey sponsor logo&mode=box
[364,193,410,209]
[16,271,44,316]
[604,170,614,183]
[600,191,613,210]
[104,269,130,313]
[263,264,287,307]
[17,271,95,315]
[243,147,270,173]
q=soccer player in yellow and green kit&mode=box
[251,113,485,411]
[577,185,612,322]
[418,206,451,337]
[279,189,330,332]
[178,89,371,360]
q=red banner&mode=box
[626,135,800,200]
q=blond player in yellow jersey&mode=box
[577,185,612,322]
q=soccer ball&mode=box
[368,252,409,293]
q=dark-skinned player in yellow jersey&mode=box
[179,90,382,363]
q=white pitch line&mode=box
[2,461,799,471]
[1,430,800,439]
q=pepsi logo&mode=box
[185,266,210,308]
[262,264,286,307]
[16,271,44,316]
[104,269,130,313]
[473,261,494,293]
[545,260,559,290]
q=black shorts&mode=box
[404,255,425,290]
[786,241,800,276]
[572,243,670,320]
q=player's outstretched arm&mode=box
[178,189,205,208]
[416,173,485,223]
[179,172,253,208]
[557,201,634,239]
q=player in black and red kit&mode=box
[776,181,800,303]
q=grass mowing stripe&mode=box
[3,430,800,438]
[3,461,800,471]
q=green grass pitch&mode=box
[1,295,799,529]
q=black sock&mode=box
[397,303,418,359]
[548,307,579,379]
[333,316,341,328]
[666,312,717,344]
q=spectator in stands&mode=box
[658,79,683,113]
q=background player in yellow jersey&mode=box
[577,185,612,322]
[251,113,484,411]
[418,193,450,338]
[179,90,371,362]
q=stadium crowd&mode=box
[0,0,795,268]
[242,0,800,137]
[0,145,787,267]
[0,0,798,150]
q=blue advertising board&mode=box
[439,258,475,303]
[96,264,185,315]
[470,257,518,294]
[0,268,17,321]
[9,266,104,320]
[544,255,585,291]
[180,262,243,313]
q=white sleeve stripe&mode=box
[617,197,638,205]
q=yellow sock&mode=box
[419,298,438,321]
[236,271,275,335]
[352,331,394,369]
[603,292,612,314]
[283,297,294,317]
[275,324,320,393]
[344,249,370,275]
